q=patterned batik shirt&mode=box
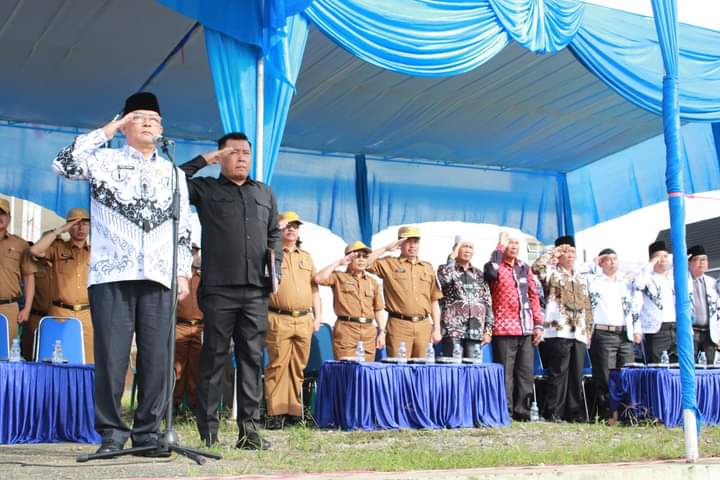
[533,254,593,343]
[52,128,193,289]
[437,261,493,340]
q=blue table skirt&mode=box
[0,362,101,444]
[315,361,510,430]
[609,367,720,427]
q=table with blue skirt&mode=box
[315,360,510,430]
[609,367,720,427]
[0,362,101,444]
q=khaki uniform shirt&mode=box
[177,269,203,321]
[31,256,54,312]
[367,256,442,316]
[45,239,90,305]
[269,246,316,311]
[321,271,384,318]
[0,232,35,299]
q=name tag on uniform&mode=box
[117,165,135,170]
[394,268,406,273]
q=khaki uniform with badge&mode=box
[317,241,385,361]
[0,197,36,342]
[42,209,93,362]
[368,226,443,358]
[264,212,318,418]
[23,252,54,359]
[174,246,203,411]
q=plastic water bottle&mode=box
[472,343,482,361]
[397,341,408,363]
[355,340,365,362]
[452,340,463,364]
[52,340,64,364]
[698,351,707,368]
[425,342,435,363]
[660,350,670,366]
[9,338,21,362]
[530,401,540,422]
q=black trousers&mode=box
[492,335,533,419]
[693,328,717,364]
[441,336,482,357]
[541,337,585,421]
[590,329,634,417]
[646,322,677,363]
[89,280,172,445]
[196,285,268,437]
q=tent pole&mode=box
[256,54,265,183]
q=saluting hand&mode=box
[102,112,134,140]
[177,276,190,302]
[55,218,81,235]
[201,146,234,165]
[385,238,405,252]
[339,252,357,266]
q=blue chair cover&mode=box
[583,348,592,376]
[315,361,510,430]
[0,314,8,359]
[0,362,100,444]
[304,323,334,378]
[533,345,548,378]
[36,316,85,364]
[609,368,720,427]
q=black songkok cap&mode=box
[554,235,575,248]
[598,248,616,257]
[122,92,161,116]
[648,240,668,258]
[688,245,706,259]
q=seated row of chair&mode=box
[0,313,86,364]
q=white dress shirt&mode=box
[588,272,642,340]
[52,128,193,289]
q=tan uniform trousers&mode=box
[22,311,44,360]
[174,322,203,409]
[0,302,19,346]
[386,318,432,358]
[264,312,314,417]
[47,305,93,364]
[333,320,376,362]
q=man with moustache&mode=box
[30,208,94,362]
[179,133,282,450]
[52,92,194,454]
[366,226,443,358]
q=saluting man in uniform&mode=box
[23,230,54,360]
[264,211,322,429]
[366,226,442,358]
[0,197,36,343]
[31,208,93,362]
[315,241,386,361]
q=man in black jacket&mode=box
[180,132,282,450]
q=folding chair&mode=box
[532,345,548,405]
[482,342,493,364]
[0,313,9,359]
[35,316,85,364]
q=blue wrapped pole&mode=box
[651,0,699,460]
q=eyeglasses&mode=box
[130,113,162,126]
[355,253,369,259]
[284,223,300,230]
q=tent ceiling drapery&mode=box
[0,0,719,245]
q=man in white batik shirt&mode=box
[52,92,193,455]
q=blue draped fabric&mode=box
[315,361,509,430]
[0,362,100,444]
[354,154,372,246]
[609,368,720,427]
[204,14,308,182]
[570,4,720,121]
[650,0,700,432]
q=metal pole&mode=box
[256,54,265,183]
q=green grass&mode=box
[164,418,720,474]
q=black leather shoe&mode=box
[201,432,219,448]
[284,415,303,426]
[265,415,285,430]
[236,430,270,450]
[96,442,123,454]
